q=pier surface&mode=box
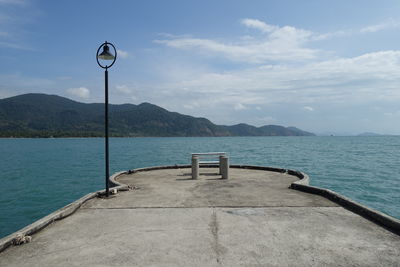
[1,167,399,266]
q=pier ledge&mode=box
[0,165,399,266]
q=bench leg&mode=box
[192,156,199,179]
[219,155,224,174]
[221,156,229,179]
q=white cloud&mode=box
[313,19,400,40]
[241,18,277,33]
[156,18,400,66]
[183,101,201,110]
[144,49,400,129]
[312,30,350,41]
[156,37,316,63]
[117,49,129,59]
[155,19,318,63]
[114,84,144,103]
[360,18,400,33]
[384,110,400,117]
[67,87,90,99]
[234,103,247,110]
[116,84,132,94]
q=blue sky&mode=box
[1,0,400,134]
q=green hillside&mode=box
[0,94,315,137]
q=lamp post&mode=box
[96,41,117,197]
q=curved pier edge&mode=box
[1,165,399,253]
[290,173,400,235]
[0,170,131,253]
[0,191,99,253]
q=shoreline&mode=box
[0,135,398,139]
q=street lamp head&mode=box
[96,41,117,69]
[98,44,115,60]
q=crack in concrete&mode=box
[209,209,222,265]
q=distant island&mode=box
[357,132,382,137]
[0,93,315,138]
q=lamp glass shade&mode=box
[97,44,115,60]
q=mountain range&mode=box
[0,93,315,137]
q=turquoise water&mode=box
[0,136,399,238]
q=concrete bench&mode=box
[191,152,229,179]
[191,152,226,165]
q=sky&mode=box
[1,0,400,135]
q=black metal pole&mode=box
[105,67,110,197]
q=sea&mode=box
[0,136,399,239]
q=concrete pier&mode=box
[0,166,399,266]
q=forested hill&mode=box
[0,94,315,137]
